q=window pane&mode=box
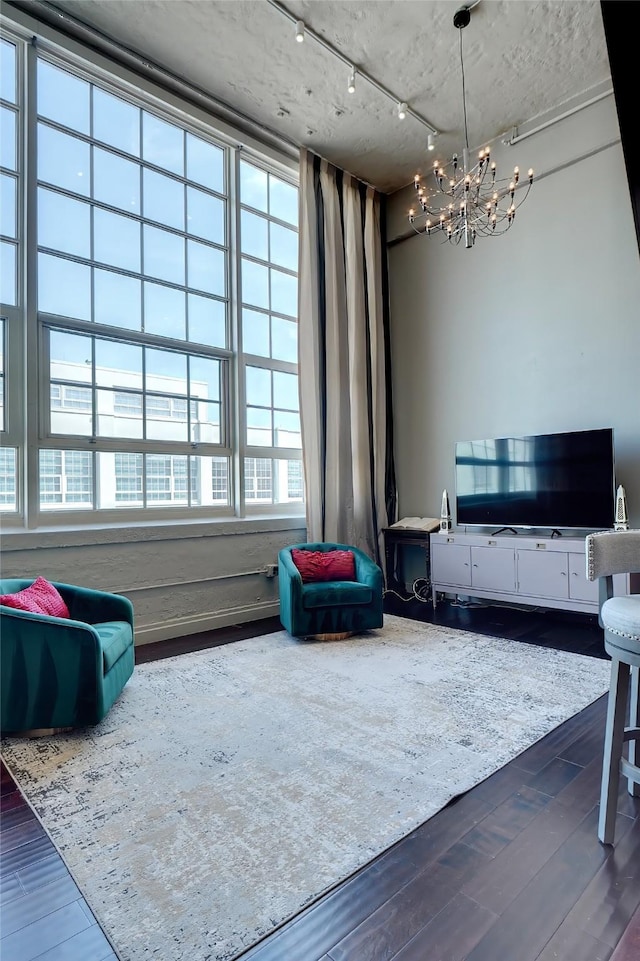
[143,225,184,285]
[241,258,268,309]
[96,389,143,439]
[186,133,224,192]
[94,208,141,272]
[192,400,220,444]
[97,452,143,508]
[38,253,90,319]
[0,446,16,511]
[50,330,93,383]
[95,339,142,389]
[270,176,298,226]
[1,40,16,105]
[242,308,269,357]
[240,162,268,212]
[0,242,16,306]
[187,239,224,296]
[189,356,220,401]
[93,88,140,156]
[145,396,189,441]
[40,449,93,510]
[0,175,16,238]
[240,210,268,260]
[144,281,186,339]
[145,347,187,394]
[38,124,90,196]
[94,148,140,214]
[270,222,298,271]
[270,269,297,316]
[272,317,297,363]
[274,409,301,448]
[38,188,90,258]
[273,371,299,410]
[37,60,90,134]
[187,293,225,348]
[244,456,272,503]
[186,187,224,243]
[246,408,272,446]
[142,112,184,175]
[1,107,16,170]
[246,365,271,406]
[144,168,184,230]
[50,385,93,435]
[145,454,188,504]
[94,269,142,331]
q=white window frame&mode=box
[0,12,302,529]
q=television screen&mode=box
[455,428,615,531]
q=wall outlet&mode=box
[264,563,278,578]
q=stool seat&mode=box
[602,595,640,644]
[586,530,640,846]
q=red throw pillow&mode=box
[291,548,356,583]
[0,576,70,618]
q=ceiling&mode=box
[21,0,612,194]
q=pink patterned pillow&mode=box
[291,549,356,583]
[0,576,70,618]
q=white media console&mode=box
[430,531,628,614]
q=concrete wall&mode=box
[386,94,640,531]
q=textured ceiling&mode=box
[32,0,611,194]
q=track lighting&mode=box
[427,133,436,151]
[397,101,407,120]
[295,19,305,42]
[348,68,356,94]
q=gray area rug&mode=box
[2,615,610,961]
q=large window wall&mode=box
[0,25,302,526]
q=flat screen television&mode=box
[455,427,615,531]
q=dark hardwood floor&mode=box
[2,600,640,961]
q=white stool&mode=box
[586,530,640,844]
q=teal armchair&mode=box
[0,580,135,733]
[278,542,384,638]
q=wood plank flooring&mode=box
[2,603,640,961]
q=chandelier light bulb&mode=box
[295,19,305,42]
[397,101,407,120]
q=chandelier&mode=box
[408,5,534,248]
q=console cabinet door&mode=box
[471,546,516,592]
[568,552,599,602]
[431,543,471,588]
[517,549,569,599]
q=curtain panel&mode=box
[298,148,396,563]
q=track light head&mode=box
[397,101,407,120]
[427,133,436,151]
[295,19,305,42]
[348,68,356,94]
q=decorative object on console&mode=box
[440,489,452,533]
[408,4,533,248]
[615,484,629,531]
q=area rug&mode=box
[1,615,610,961]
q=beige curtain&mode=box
[298,148,396,561]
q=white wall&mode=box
[386,95,640,530]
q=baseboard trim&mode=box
[135,601,281,645]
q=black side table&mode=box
[382,527,432,598]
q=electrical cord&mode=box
[383,577,432,604]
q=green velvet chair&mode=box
[0,580,135,734]
[278,542,384,639]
